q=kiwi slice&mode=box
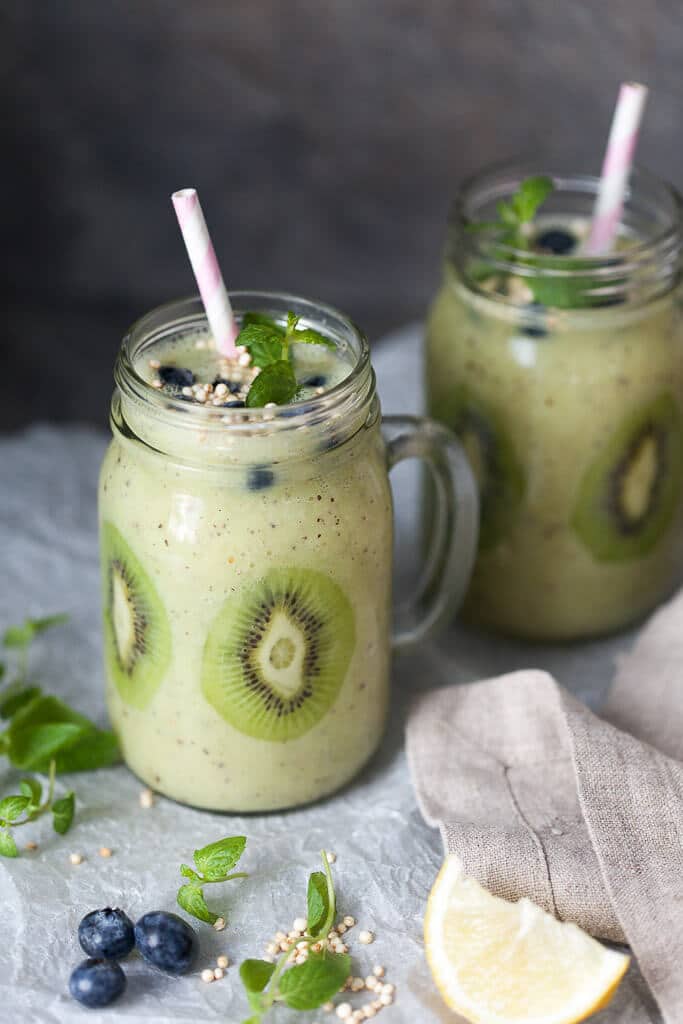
[201,568,355,742]
[571,393,683,562]
[101,521,171,708]
[433,386,526,550]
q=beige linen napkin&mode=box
[407,590,683,1024]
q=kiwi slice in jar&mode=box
[571,393,683,561]
[201,568,355,741]
[101,521,172,708]
[435,387,526,551]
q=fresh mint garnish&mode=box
[0,758,75,855]
[239,850,350,1023]
[0,613,121,856]
[237,311,334,408]
[176,835,248,925]
[469,175,554,249]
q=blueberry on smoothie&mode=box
[214,377,241,394]
[69,959,126,1008]
[247,467,275,491]
[78,907,135,960]
[303,375,327,388]
[535,228,576,255]
[134,911,198,975]
[159,366,195,388]
[225,400,246,408]
[520,303,548,339]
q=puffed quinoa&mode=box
[372,965,385,978]
[213,967,224,980]
[365,976,377,990]
[99,846,112,858]
[358,930,374,945]
[293,917,307,932]
[336,1004,352,1019]
[275,931,287,942]
[381,983,395,995]
[201,969,215,983]
[139,788,154,808]
[379,993,393,1006]
[343,915,356,927]
[323,1003,335,1012]
[337,923,347,934]
[326,851,337,863]
[25,841,38,851]
[69,852,83,865]
[362,1007,377,1019]
[216,955,229,969]
[213,917,226,931]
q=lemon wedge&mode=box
[424,855,629,1024]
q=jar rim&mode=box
[114,292,375,439]
[448,161,683,305]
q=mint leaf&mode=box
[0,663,5,680]
[307,871,328,937]
[242,312,286,336]
[0,831,18,858]
[180,863,201,882]
[8,722,88,770]
[3,623,35,649]
[240,958,275,995]
[0,685,42,720]
[512,175,553,223]
[280,952,351,1010]
[177,883,218,924]
[19,778,42,805]
[290,327,335,349]
[193,835,246,880]
[3,614,68,650]
[238,324,285,369]
[50,728,120,773]
[29,613,69,635]
[52,791,75,834]
[0,795,31,822]
[245,361,297,408]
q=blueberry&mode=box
[134,911,198,975]
[535,228,576,255]
[247,466,275,491]
[213,376,241,394]
[520,302,548,339]
[225,400,245,408]
[69,958,126,1008]
[159,365,195,388]
[78,907,135,960]
[303,375,327,388]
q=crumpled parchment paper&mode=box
[0,327,657,1022]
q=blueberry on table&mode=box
[535,228,576,255]
[69,959,126,1008]
[134,911,198,975]
[78,907,135,960]
[159,366,195,388]
[247,466,275,491]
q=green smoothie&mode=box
[426,168,683,640]
[99,298,393,811]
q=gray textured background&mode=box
[2,0,680,429]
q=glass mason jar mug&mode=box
[426,162,683,640]
[99,293,477,812]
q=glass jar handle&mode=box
[382,415,479,652]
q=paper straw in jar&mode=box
[584,82,649,256]
[171,188,238,356]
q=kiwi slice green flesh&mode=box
[435,387,525,550]
[571,393,683,562]
[201,568,355,742]
[101,521,171,709]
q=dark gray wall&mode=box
[2,0,680,429]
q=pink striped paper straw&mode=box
[584,82,649,256]
[171,188,238,356]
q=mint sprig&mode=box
[240,850,350,1023]
[0,613,121,856]
[238,311,334,408]
[469,175,554,250]
[176,835,248,925]
[0,759,74,856]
